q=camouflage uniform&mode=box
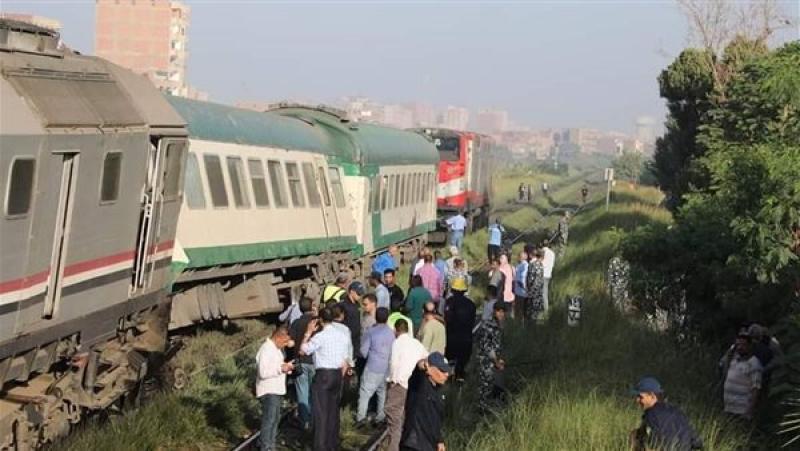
[525,259,545,320]
[607,256,631,311]
[557,217,569,257]
[475,318,503,411]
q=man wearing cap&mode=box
[444,277,476,382]
[339,281,366,351]
[475,302,507,413]
[369,271,391,310]
[385,319,429,451]
[401,352,452,451]
[630,377,703,451]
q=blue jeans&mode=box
[449,230,464,250]
[294,363,316,428]
[357,370,387,422]
[259,394,282,450]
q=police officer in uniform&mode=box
[475,302,506,413]
[630,377,703,451]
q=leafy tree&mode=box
[612,150,643,183]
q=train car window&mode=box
[99,152,122,203]
[302,163,321,207]
[204,154,229,208]
[163,141,186,200]
[318,167,332,207]
[393,174,401,208]
[328,167,346,208]
[405,174,412,206]
[285,162,306,208]
[380,175,389,210]
[267,160,289,208]
[5,157,36,217]
[414,173,420,204]
[434,136,460,161]
[369,176,379,213]
[247,159,270,207]
[399,174,406,207]
[226,156,251,208]
[184,153,206,209]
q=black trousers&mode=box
[488,244,501,262]
[446,338,472,379]
[312,368,343,451]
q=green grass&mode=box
[442,182,748,450]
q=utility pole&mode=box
[604,168,614,211]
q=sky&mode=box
[2,1,798,133]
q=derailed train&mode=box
[0,21,438,449]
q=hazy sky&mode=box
[3,1,798,132]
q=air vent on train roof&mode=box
[0,19,62,57]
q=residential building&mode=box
[442,106,469,130]
[474,109,509,135]
[0,13,61,32]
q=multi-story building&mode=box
[409,102,436,127]
[442,106,469,130]
[0,13,61,32]
[95,0,204,99]
[474,109,509,135]
[383,104,413,129]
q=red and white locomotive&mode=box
[415,128,494,240]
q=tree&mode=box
[612,150,643,183]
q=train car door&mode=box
[312,157,342,239]
[131,138,185,293]
[42,152,79,319]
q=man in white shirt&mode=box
[255,326,295,451]
[385,318,429,451]
[445,213,467,250]
[541,243,556,313]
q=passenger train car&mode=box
[0,21,187,448]
[0,20,439,449]
[414,128,494,241]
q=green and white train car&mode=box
[272,107,439,259]
[166,100,438,328]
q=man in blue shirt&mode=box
[445,213,467,250]
[372,245,398,277]
[513,250,529,319]
[487,219,505,262]
[356,307,395,426]
[433,250,448,280]
[630,377,703,451]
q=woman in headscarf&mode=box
[498,254,516,310]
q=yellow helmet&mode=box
[450,277,468,292]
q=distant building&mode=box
[474,109,509,135]
[0,13,61,32]
[95,0,206,99]
[409,103,436,127]
[635,116,657,145]
[442,106,469,130]
[383,104,413,129]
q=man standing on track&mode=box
[445,212,467,251]
[289,298,316,432]
[300,307,353,451]
[356,307,394,427]
[385,319,429,451]
[255,326,295,451]
[488,219,505,262]
[541,242,556,315]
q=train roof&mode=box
[271,106,439,167]
[166,97,346,157]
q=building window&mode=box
[328,167,346,208]
[247,159,270,207]
[226,156,250,208]
[203,154,228,208]
[285,162,306,208]
[100,152,122,203]
[5,157,35,217]
[302,162,321,207]
[267,160,288,208]
[184,153,206,209]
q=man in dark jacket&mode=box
[384,269,405,312]
[630,377,703,451]
[289,297,317,430]
[401,352,452,451]
[339,281,366,350]
[444,277,476,382]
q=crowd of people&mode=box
[256,228,569,451]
